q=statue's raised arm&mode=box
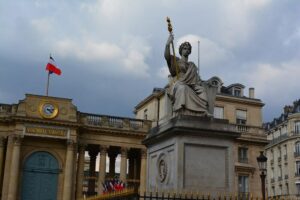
[164,35,177,77]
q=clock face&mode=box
[39,102,59,119]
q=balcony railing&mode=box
[271,178,275,183]
[295,173,300,177]
[278,176,282,181]
[278,157,281,162]
[0,104,13,114]
[294,152,300,158]
[238,157,248,164]
[267,134,288,146]
[285,175,289,179]
[236,125,249,132]
[80,113,151,132]
[291,130,300,136]
[284,154,288,160]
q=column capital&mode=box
[141,149,147,159]
[120,147,128,157]
[88,147,99,158]
[78,143,86,153]
[12,135,22,146]
[66,139,75,149]
[100,145,109,154]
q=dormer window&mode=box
[226,83,245,97]
[234,88,241,97]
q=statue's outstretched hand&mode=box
[166,34,174,45]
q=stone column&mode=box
[108,150,117,178]
[62,140,75,200]
[97,145,108,194]
[128,154,135,179]
[139,149,147,194]
[87,147,98,195]
[1,136,13,200]
[76,143,86,200]
[0,137,5,193]
[7,136,22,200]
[120,147,128,182]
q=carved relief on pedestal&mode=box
[156,153,169,184]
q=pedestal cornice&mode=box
[143,115,241,146]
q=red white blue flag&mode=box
[46,56,61,75]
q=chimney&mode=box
[249,88,255,98]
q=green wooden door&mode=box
[21,151,59,200]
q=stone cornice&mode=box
[80,126,147,138]
[0,116,149,138]
[216,94,264,107]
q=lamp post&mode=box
[257,151,268,200]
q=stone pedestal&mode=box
[143,115,240,196]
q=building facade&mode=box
[134,83,267,197]
[265,99,300,198]
[0,94,151,200]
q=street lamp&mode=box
[257,151,268,200]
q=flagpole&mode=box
[46,71,50,96]
[198,40,200,74]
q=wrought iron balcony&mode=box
[271,178,275,183]
[278,176,282,181]
[285,175,289,179]
[294,152,300,158]
[278,157,281,162]
[295,173,300,177]
[238,157,248,164]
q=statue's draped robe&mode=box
[168,56,208,113]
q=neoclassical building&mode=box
[265,99,300,198]
[134,83,268,197]
[0,94,151,200]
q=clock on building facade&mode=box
[39,102,59,119]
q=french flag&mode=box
[46,56,62,75]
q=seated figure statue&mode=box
[164,35,222,116]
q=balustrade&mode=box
[81,113,150,131]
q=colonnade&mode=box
[0,136,147,200]
[75,144,147,200]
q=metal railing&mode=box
[238,158,248,164]
[285,175,289,179]
[278,157,281,162]
[84,190,258,200]
[294,152,300,158]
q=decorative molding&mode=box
[141,149,147,159]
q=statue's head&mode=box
[179,42,192,56]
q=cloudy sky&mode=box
[0,0,300,122]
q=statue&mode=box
[165,17,222,116]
